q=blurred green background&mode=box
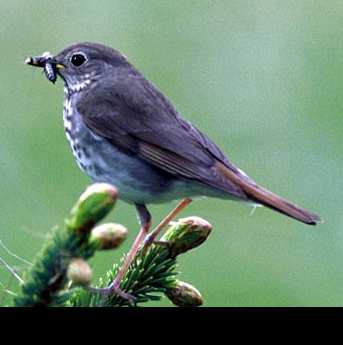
[0,0,341,306]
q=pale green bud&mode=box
[166,280,203,307]
[67,258,93,286]
[68,183,119,233]
[161,216,212,258]
[89,223,128,250]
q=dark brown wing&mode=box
[76,66,322,225]
[76,68,249,199]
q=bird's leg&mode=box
[96,199,192,305]
[96,204,151,304]
[111,199,192,286]
[144,198,193,247]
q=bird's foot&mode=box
[88,280,136,307]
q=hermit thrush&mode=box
[26,42,322,300]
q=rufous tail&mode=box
[215,161,322,225]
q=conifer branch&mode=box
[12,183,212,307]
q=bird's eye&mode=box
[70,53,87,67]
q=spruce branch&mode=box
[13,183,121,306]
[12,183,212,307]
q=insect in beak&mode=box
[26,52,64,84]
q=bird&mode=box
[26,42,322,300]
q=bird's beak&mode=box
[26,52,65,83]
[25,52,65,69]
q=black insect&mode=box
[43,60,57,83]
[26,52,57,84]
